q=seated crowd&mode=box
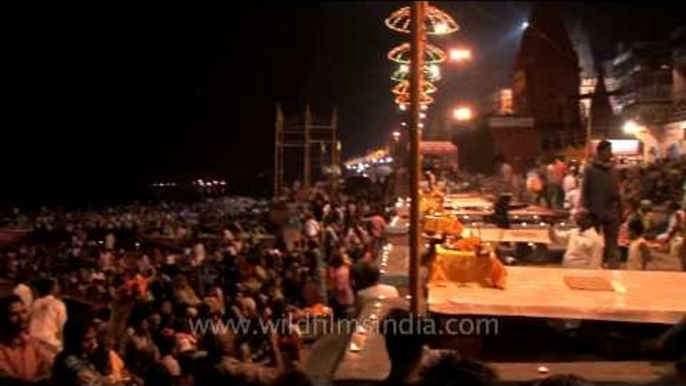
[0,185,392,386]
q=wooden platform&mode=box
[428,267,686,324]
[462,226,552,244]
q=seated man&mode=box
[548,211,603,269]
[206,329,284,386]
[52,315,140,386]
[354,262,399,315]
[0,295,52,385]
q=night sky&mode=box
[3,2,685,201]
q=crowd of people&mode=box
[486,142,686,271]
[0,183,395,386]
[1,141,685,386]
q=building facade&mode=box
[607,30,685,159]
[663,27,686,155]
[570,20,597,123]
[489,88,514,115]
[513,3,582,151]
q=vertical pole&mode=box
[331,107,338,167]
[409,1,425,316]
[331,107,339,191]
[585,101,593,160]
[304,104,312,187]
[275,103,284,196]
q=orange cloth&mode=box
[419,192,444,213]
[423,215,464,235]
[430,244,507,289]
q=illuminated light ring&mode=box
[388,42,446,64]
[391,80,437,95]
[395,92,434,107]
[391,65,441,82]
[385,6,460,35]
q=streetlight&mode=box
[623,120,640,135]
[449,48,472,62]
[392,131,401,141]
[452,106,473,121]
[521,21,529,30]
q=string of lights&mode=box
[386,2,459,110]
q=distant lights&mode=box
[452,106,473,121]
[449,48,472,62]
[151,182,179,188]
[191,179,227,187]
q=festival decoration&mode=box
[387,42,447,64]
[385,5,460,35]
[386,3,459,110]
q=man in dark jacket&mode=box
[581,140,622,268]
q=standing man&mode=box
[581,140,622,268]
[29,279,68,357]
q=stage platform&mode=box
[428,266,686,324]
[332,297,677,385]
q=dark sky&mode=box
[3,2,685,200]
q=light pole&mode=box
[386,1,460,316]
[408,1,426,315]
[452,106,474,121]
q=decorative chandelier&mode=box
[392,80,437,95]
[387,2,459,110]
[387,42,446,64]
[395,92,434,108]
[391,64,441,83]
[385,5,459,35]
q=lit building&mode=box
[607,37,680,160]
[513,3,582,151]
[663,26,686,155]
[609,41,673,122]
[489,88,513,115]
[600,60,622,114]
[570,20,597,122]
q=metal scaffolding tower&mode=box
[274,103,340,196]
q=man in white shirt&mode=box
[29,278,67,356]
[549,211,604,269]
